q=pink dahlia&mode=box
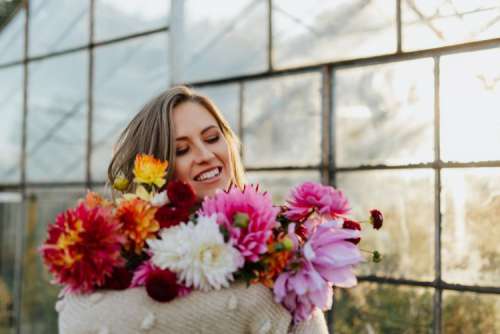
[285,182,350,221]
[273,261,332,324]
[131,260,158,287]
[303,220,363,288]
[40,203,125,293]
[200,185,279,262]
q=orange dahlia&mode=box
[40,203,125,293]
[251,235,293,288]
[83,191,112,209]
[116,198,160,253]
[133,154,168,188]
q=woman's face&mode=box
[172,101,233,201]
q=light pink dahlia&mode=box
[303,220,363,288]
[273,261,332,324]
[200,185,279,262]
[285,182,350,221]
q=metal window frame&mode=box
[0,1,499,333]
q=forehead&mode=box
[172,101,219,137]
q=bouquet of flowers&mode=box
[40,154,383,324]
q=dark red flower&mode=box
[101,267,133,290]
[155,204,190,229]
[145,269,179,302]
[295,223,308,241]
[342,219,361,244]
[370,209,383,230]
[167,180,196,208]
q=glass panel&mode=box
[171,0,268,82]
[243,72,321,168]
[337,169,435,280]
[95,0,169,41]
[442,168,500,286]
[29,0,89,56]
[20,188,84,334]
[194,84,240,136]
[335,58,435,167]
[0,194,22,334]
[443,291,500,334]
[91,33,169,182]
[0,9,24,65]
[27,52,87,183]
[246,170,321,204]
[440,48,500,162]
[403,0,500,51]
[0,66,23,184]
[334,283,434,333]
[273,0,397,69]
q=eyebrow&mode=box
[175,125,218,141]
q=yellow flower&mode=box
[113,174,130,191]
[121,185,152,202]
[133,154,168,188]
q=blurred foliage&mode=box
[0,278,13,334]
[442,292,499,334]
[0,0,21,29]
[334,284,433,334]
[19,194,59,333]
[333,283,499,334]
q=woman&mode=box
[59,86,328,333]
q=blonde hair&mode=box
[107,85,245,191]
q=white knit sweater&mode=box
[58,282,328,334]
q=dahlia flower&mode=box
[273,261,332,324]
[133,154,168,188]
[200,185,279,262]
[145,269,179,302]
[154,204,190,229]
[40,203,124,293]
[303,220,363,288]
[285,182,350,221]
[83,191,112,209]
[131,259,191,298]
[115,198,160,253]
[147,215,243,292]
[166,180,196,208]
[131,259,159,287]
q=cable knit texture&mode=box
[58,282,328,334]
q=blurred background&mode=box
[0,0,499,333]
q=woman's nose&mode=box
[193,144,215,163]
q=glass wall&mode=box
[0,1,499,333]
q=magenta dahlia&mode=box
[285,182,350,221]
[199,185,279,262]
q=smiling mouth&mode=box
[194,167,222,182]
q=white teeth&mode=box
[196,168,220,181]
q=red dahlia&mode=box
[167,180,196,208]
[145,269,179,302]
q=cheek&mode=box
[173,158,190,182]
[216,140,231,165]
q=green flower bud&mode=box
[282,237,294,251]
[372,251,382,263]
[233,212,250,228]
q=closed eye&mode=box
[206,135,219,143]
[176,147,189,156]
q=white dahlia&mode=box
[147,215,243,292]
